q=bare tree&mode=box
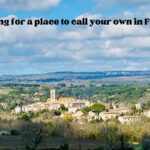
[100,123,120,150]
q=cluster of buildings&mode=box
[15,89,91,114]
[14,89,150,125]
[87,105,131,122]
[87,104,147,124]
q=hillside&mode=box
[1,71,150,85]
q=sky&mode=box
[0,0,150,75]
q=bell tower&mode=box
[50,89,56,101]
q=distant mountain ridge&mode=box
[0,71,150,84]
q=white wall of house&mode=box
[144,110,150,118]
[72,111,84,121]
[87,111,99,122]
[99,112,119,121]
[68,107,79,113]
[135,103,142,110]
[15,106,22,114]
[118,116,141,124]
[48,104,60,111]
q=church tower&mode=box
[50,89,56,101]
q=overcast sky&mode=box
[0,0,150,75]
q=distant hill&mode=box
[0,71,150,84]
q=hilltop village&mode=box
[0,84,150,149]
[13,89,150,124]
[14,89,89,112]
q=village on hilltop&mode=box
[13,89,150,124]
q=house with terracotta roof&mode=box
[14,89,91,114]
[99,111,119,121]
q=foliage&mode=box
[59,143,69,150]
[82,106,92,114]
[82,103,105,114]
[63,114,73,123]
[58,85,148,103]
[60,104,68,111]
[99,124,120,149]
[0,94,7,102]
[0,117,149,149]
[131,106,139,115]
[19,112,33,121]
[53,110,61,116]
[141,134,150,150]
[0,105,4,111]
[91,103,105,113]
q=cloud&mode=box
[0,19,57,44]
[93,0,150,7]
[0,0,61,10]
[102,41,129,58]
[122,37,150,48]
[0,13,150,74]
[101,23,149,38]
